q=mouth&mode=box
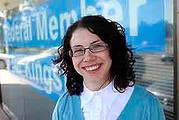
[83,64,101,71]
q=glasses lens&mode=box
[71,47,84,57]
[90,43,108,53]
[69,43,108,57]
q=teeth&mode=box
[85,65,99,71]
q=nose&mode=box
[83,49,96,62]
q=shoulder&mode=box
[52,92,81,120]
[133,84,160,102]
[131,84,165,119]
[55,92,70,107]
[54,92,80,110]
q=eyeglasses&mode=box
[69,42,109,57]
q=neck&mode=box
[84,79,111,91]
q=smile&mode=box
[84,65,100,71]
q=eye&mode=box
[71,45,84,52]
[73,49,84,53]
[71,47,85,57]
[91,43,107,50]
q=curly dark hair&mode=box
[54,15,135,96]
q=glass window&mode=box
[134,0,174,120]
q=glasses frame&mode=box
[69,43,109,57]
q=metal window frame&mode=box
[173,0,179,119]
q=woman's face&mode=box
[70,28,112,87]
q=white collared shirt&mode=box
[80,81,134,120]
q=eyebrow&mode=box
[90,40,101,45]
[71,40,102,48]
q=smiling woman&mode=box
[70,29,112,91]
[52,15,165,120]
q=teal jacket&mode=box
[52,85,165,120]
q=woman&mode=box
[52,15,165,120]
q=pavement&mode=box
[0,69,55,120]
[0,105,10,120]
[0,70,18,120]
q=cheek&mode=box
[103,51,112,62]
[72,59,81,72]
[106,57,112,69]
[103,52,112,68]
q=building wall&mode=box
[177,0,179,119]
